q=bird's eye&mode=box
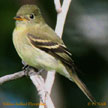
[29,14,35,19]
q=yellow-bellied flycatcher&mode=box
[13,4,95,102]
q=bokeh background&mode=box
[0,0,108,108]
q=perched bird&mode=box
[13,4,95,102]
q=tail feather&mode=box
[71,72,96,102]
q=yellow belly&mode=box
[13,26,60,70]
[12,25,71,79]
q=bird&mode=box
[13,4,95,102]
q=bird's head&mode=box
[14,4,44,24]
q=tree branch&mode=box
[54,0,62,13]
[55,0,72,37]
[28,69,55,108]
[0,71,24,85]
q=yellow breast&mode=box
[13,24,28,57]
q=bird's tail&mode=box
[69,68,96,102]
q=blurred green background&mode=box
[0,0,108,108]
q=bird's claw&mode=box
[22,64,45,76]
[22,65,31,76]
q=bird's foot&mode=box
[22,65,32,76]
[22,64,29,71]
[22,65,44,76]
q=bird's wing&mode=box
[27,33,74,67]
[27,30,96,103]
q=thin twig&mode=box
[29,69,55,108]
[54,0,62,13]
[0,71,24,85]
[45,70,56,95]
[55,0,72,37]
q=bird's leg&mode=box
[22,61,35,76]
[23,66,45,76]
[23,65,32,76]
[22,60,46,75]
[22,61,28,70]
[22,64,29,70]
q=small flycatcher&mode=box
[13,4,95,102]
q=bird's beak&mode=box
[14,16,27,21]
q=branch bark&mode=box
[0,71,24,85]
[55,0,72,37]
